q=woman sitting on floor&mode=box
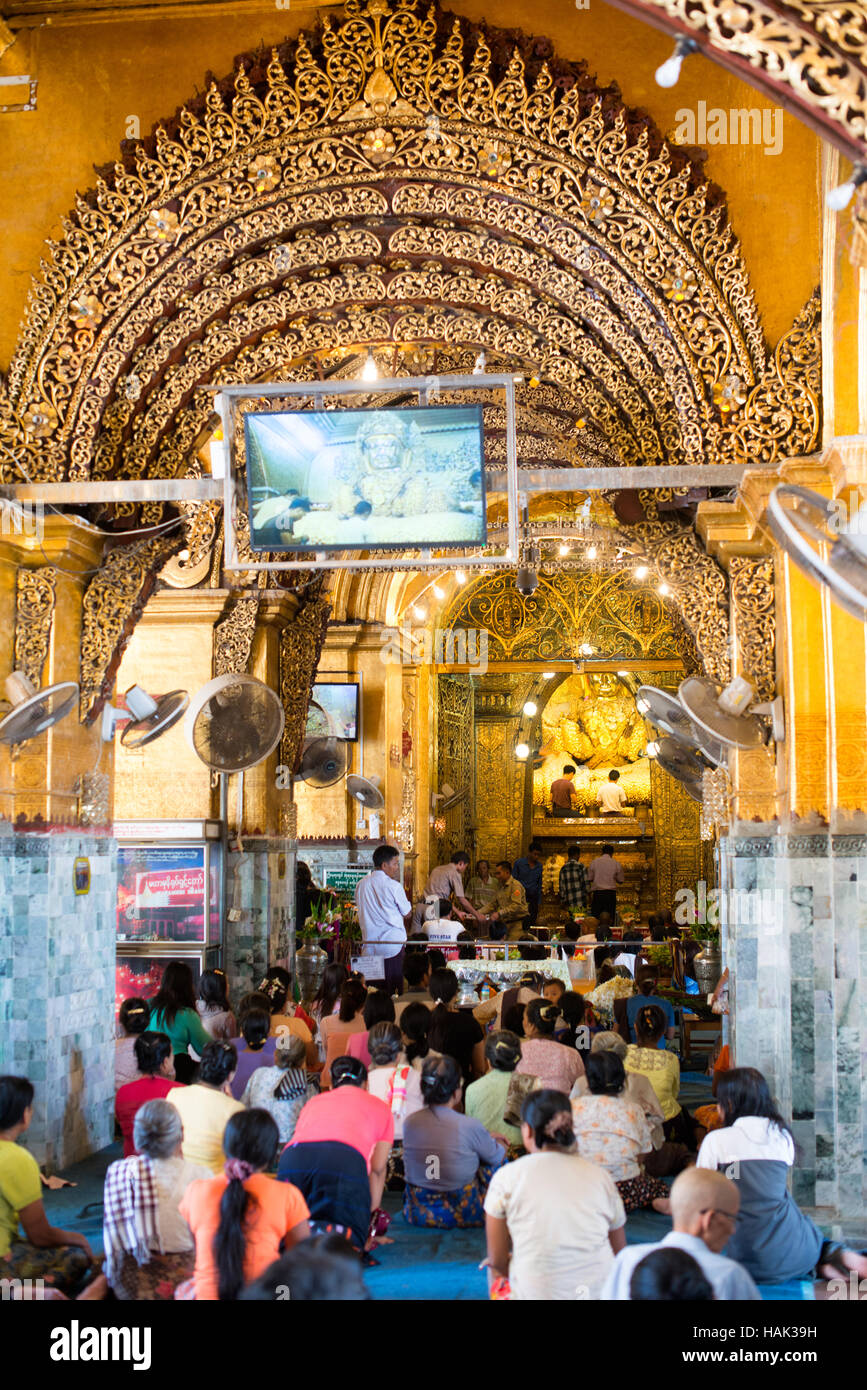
[229,1009,277,1101]
[624,1005,700,1150]
[149,961,214,1085]
[167,1041,244,1174]
[426,969,485,1084]
[319,979,368,1061]
[402,1054,507,1229]
[115,1031,180,1157]
[180,1109,310,1300]
[259,967,316,1060]
[115,997,151,1091]
[465,1030,526,1150]
[515,998,584,1094]
[196,969,236,1043]
[103,1098,211,1300]
[400,1001,433,1072]
[483,1088,627,1301]
[346,989,397,1071]
[240,1033,318,1145]
[311,964,349,1060]
[366,1021,424,1188]
[697,1067,867,1286]
[570,1051,671,1214]
[0,1076,99,1298]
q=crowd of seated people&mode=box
[5,893,867,1304]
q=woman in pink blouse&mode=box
[515,999,584,1094]
[571,1051,671,1213]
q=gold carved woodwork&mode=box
[730,554,776,703]
[441,565,701,668]
[14,567,56,689]
[622,0,867,159]
[0,0,820,505]
[279,593,332,776]
[651,755,704,911]
[78,533,181,720]
[436,674,474,861]
[473,716,527,868]
[213,594,261,677]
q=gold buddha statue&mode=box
[534,673,650,812]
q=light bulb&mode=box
[654,53,684,87]
[413,605,426,620]
[636,696,650,714]
[433,584,445,600]
[542,671,555,680]
[646,741,660,758]
[504,547,513,560]
[617,670,629,677]
[515,742,530,760]
[827,177,862,211]
[579,643,595,656]
[635,565,649,580]
[361,350,379,382]
[559,543,570,556]
[587,545,598,560]
[523,701,538,717]
[658,582,671,596]
[455,569,467,585]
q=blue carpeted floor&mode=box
[42,1071,817,1300]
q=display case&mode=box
[114,820,225,1015]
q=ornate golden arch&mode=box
[0,0,819,505]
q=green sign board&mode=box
[324,867,370,896]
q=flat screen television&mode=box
[306,682,359,741]
[245,404,486,552]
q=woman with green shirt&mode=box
[465,1030,525,1149]
[0,1075,98,1295]
[149,962,213,1084]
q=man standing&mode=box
[597,768,628,815]
[512,842,545,927]
[355,844,412,994]
[416,851,484,930]
[486,861,529,941]
[600,1168,760,1300]
[558,844,589,920]
[550,765,578,816]
[587,845,624,922]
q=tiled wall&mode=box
[0,832,117,1170]
[721,832,867,1218]
[224,839,294,1007]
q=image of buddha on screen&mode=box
[246,405,486,551]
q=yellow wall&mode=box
[0,0,819,368]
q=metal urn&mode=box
[692,939,723,995]
[295,940,328,1005]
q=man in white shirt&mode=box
[412,850,483,931]
[587,847,624,922]
[597,768,628,815]
[355,844,412,994]
[600,1168,761,1301]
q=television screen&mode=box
[245,405,486,552]
[306,682,359,741]
[116,846,207,943]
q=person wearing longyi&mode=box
[355,844,412,995]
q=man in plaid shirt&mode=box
[559,844,589,918]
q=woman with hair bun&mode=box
[180,1109,309,1300]
[116,997,152,1091]
[571,1052,671,1214]
[515,998,584,1094]
[196,969,236,1042]
[625,1004,698,1148]
[465,1030,525,1148]
[483,1089,626,1301]
[402,1054,506,1228]
[365,1022,424,1143]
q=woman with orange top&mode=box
[179,1109,310,1300]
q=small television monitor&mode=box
[307,682,359,741]
[245,404,486,552]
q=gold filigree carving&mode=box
[79,534,181,721]
[730,554,776,702]
[14,568,56,690]
[279,594,332,776]
[0,0,818,504]
[214,594,261,677]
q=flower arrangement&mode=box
[301,894,361,966]
[585,973,634,1026]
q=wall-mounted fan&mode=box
[767,484,867,622]
[347,774,385,811]
[637,684,727,767]
[0,671,78,745]
[184,674,285,773]
[298,736,348,789]
[102,684,190,748]
[679,675,784,751]
[655,736,704,802]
